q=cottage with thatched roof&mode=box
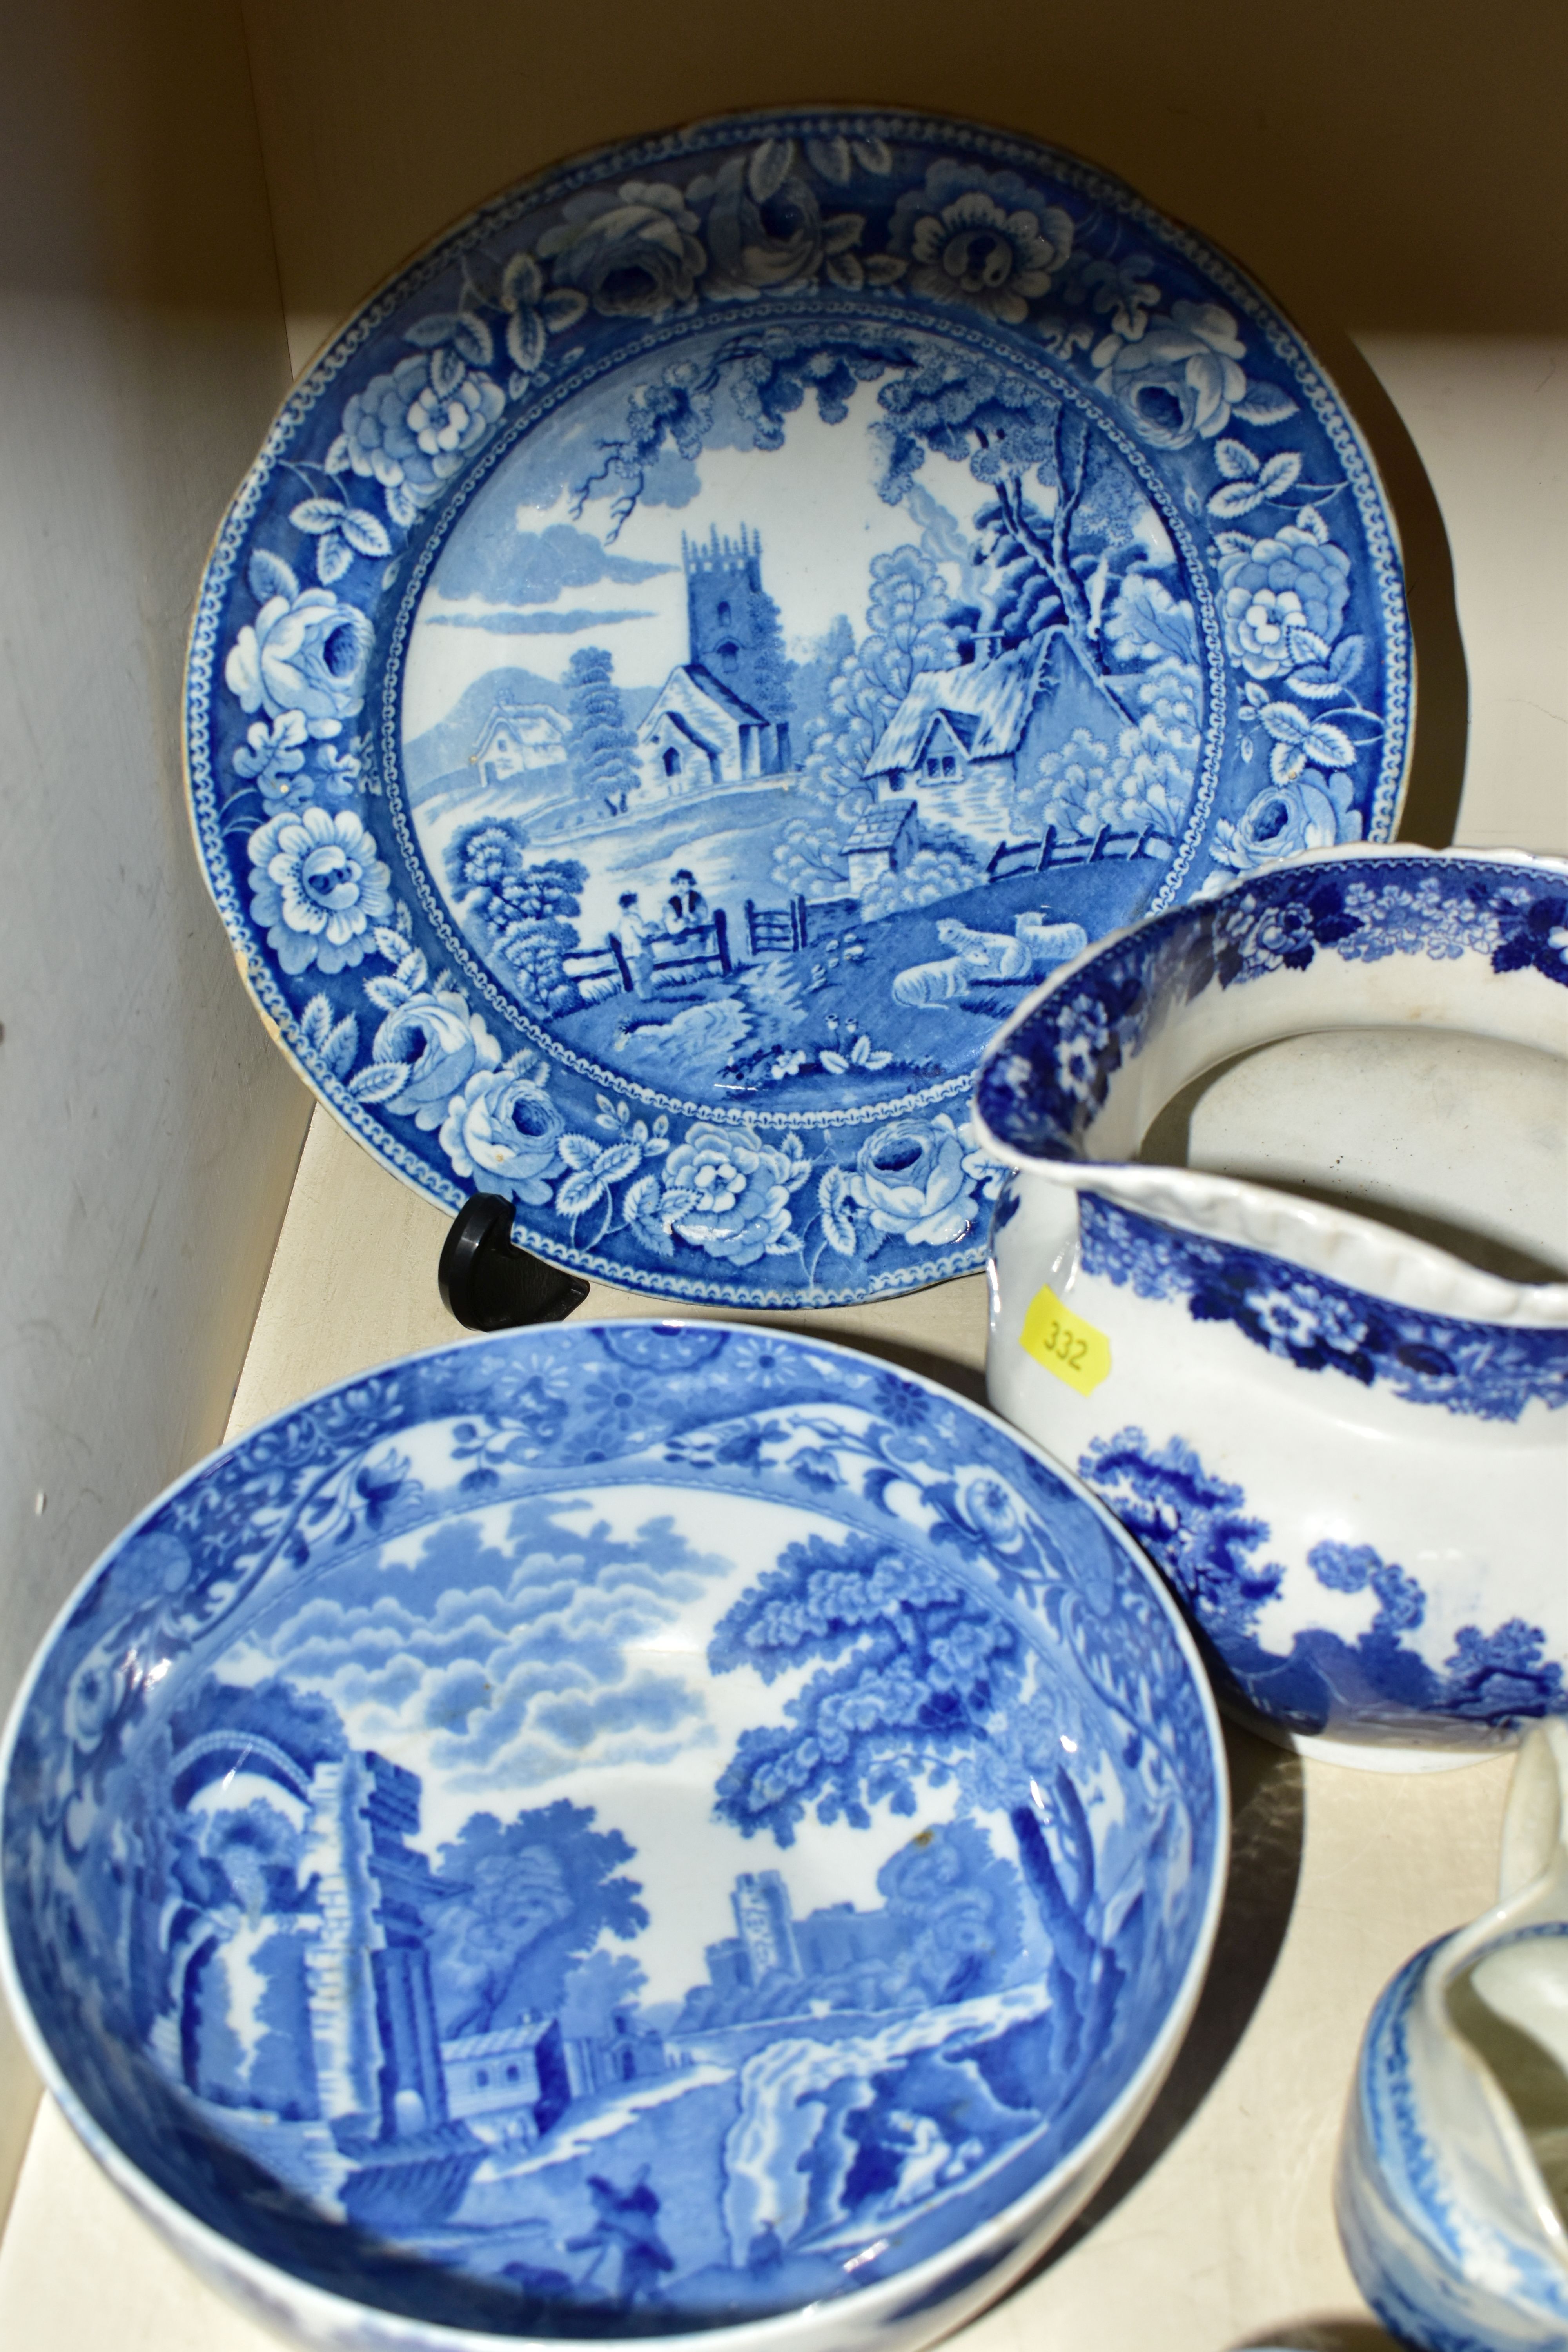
[866,635,1127,848]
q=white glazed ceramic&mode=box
[973,845,1568,1766]
[2,1321,1227,2352]
[1335,1719,1568,2349]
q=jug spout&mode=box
[1336,1722,1568,2349]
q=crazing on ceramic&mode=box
[183,108,1410,1308]
[976,848,1568,1759]
[1,1323,1226,2351]
[1336,1718,1568,2350]
[1073,1192,1567,1423]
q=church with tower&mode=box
[631,526,793,804]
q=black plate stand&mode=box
[438,1195,590,1331]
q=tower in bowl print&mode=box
[159,1688,1057,2286]
[401,327,1214,1116]
[120,1508,1152,2314]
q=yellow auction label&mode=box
[1019,1284,1112,1396]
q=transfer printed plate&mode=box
[184,108,1411,1307]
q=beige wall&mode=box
[240,0,1566,345]
[0,1,312,2208]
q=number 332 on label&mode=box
[1019,1284,1112,1397]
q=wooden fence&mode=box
[744,896,864,956]
[642,907,731,992]
[987,823,1172,880]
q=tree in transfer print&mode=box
[1013,572,1204,848]
[873,357,1154,724]
[743,575,794,732]
[445,823,589,1014]
[426,1799,648,2039]
[573,329,1167,736]
[799,544,962,819]
[706,1528,1130,2074]
[564,644,641,817]
[773,541,964,900]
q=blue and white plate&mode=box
[184,107,1411,1308]
[2,1323,1226,2352]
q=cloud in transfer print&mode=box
[435,515,674,607]
[225,1499,732,1792]
[426,605,654,635]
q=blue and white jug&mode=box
[975,846,1568,1765]
[1335,1718,1568,2350]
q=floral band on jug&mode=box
[976,853,1568,1165]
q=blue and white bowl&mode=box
[975,846,1568,1766]
[1,1322,1226,2352]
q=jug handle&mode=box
[1497,1717,1568,1918]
